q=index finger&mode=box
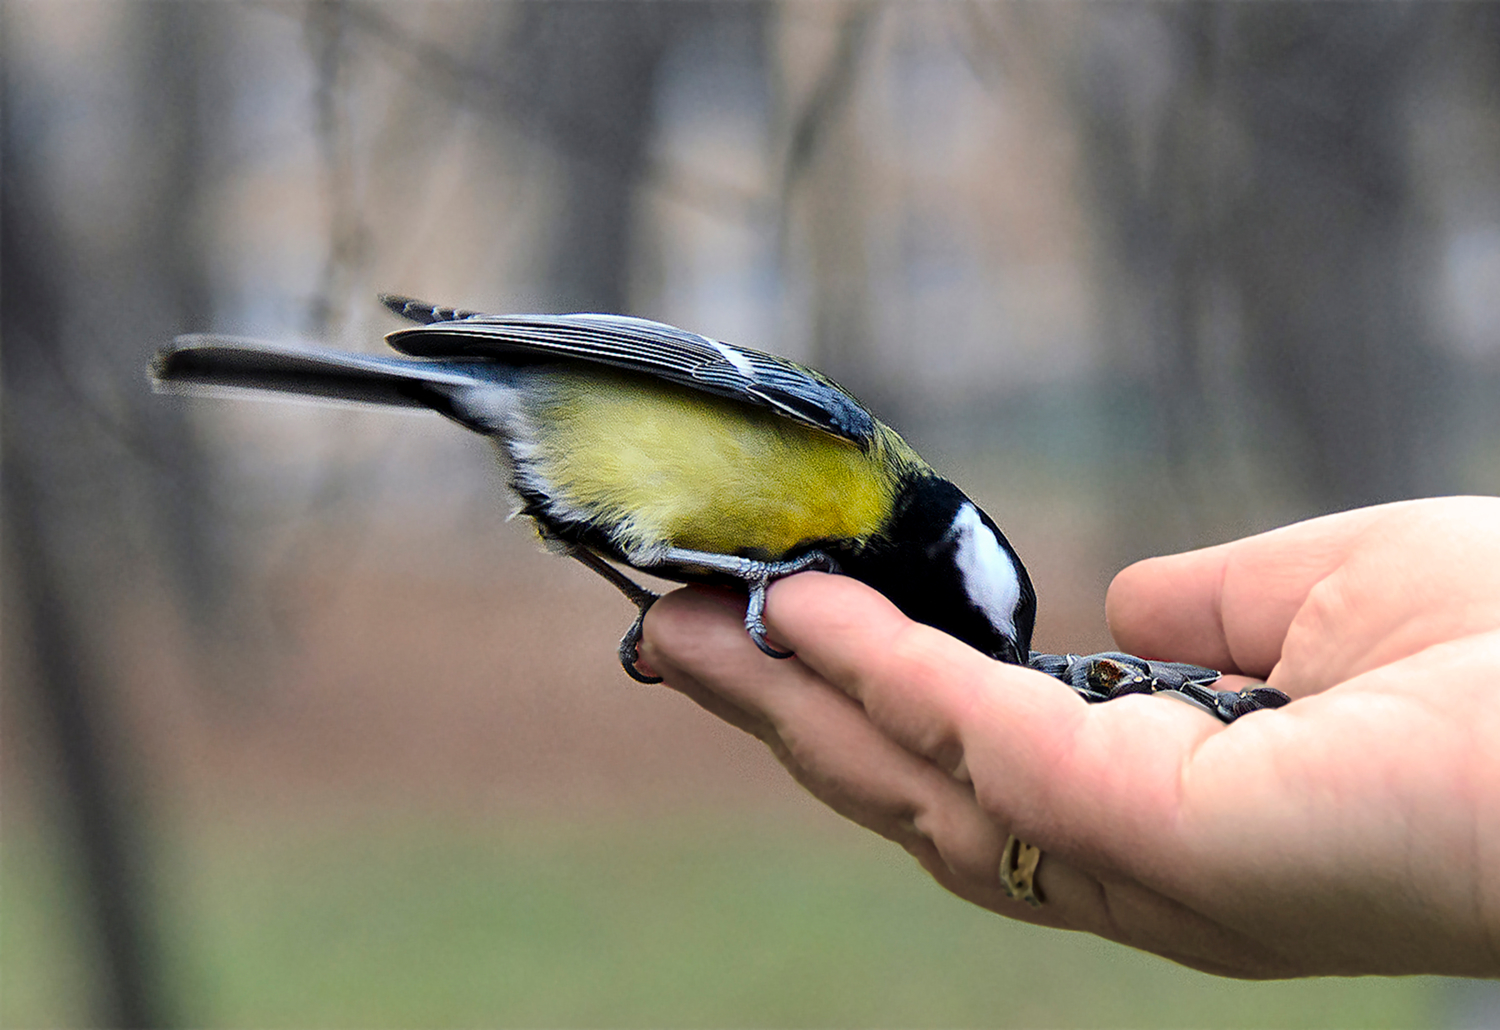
[763,573,1090,783]
[762,573,1229,864]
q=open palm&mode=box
[640,497,1500,978]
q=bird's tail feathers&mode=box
[152,335,512,432]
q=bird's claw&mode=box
[745,586,795,659]
[742,551,840,660]
[563,547,665,684]
[618,594,663,684]
[578,543,840,676]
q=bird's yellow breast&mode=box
[515,367,904,558]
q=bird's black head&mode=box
[832,476,1036,665]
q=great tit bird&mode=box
[153,295,1288,723]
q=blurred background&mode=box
[4,2,1500,1027]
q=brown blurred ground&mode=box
[6,469,1114,832]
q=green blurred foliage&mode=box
[4,816,1439,1028]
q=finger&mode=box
[764,576,1249,862]
[760,574,1059,774]
[761,575,1110,823]
[1105,504,1396,677]
[639,588,775,739]
[645,588,991,857]
[642,587,1051,918]
[651,582,1279,954]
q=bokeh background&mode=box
[5,2,1500,1027]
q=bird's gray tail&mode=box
[151,335,510,431]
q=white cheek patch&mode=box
[946,503,1022,641]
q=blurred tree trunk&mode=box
[1060,4,1458,553]
[1,1,235,1023]
[501,2,704,313]
[1214,4,1451,512]
[126,1,232,627]
[778,5,884,412]
[1,28,174,1030]
[0,459,171,1030]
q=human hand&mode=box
[638,497,1500,978]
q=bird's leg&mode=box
[566,548,662,684]
[637,547,841,659]
[1026,650,1290,724]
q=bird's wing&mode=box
[381,294,876,446]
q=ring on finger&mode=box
[1000,835,1044,907]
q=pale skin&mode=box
[637,496,1500,979]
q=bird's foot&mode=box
[565,547,663,683]
[574,542,844,677]
[742,551,841,659]
[618,599,663,684]
[636,545,840,660]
